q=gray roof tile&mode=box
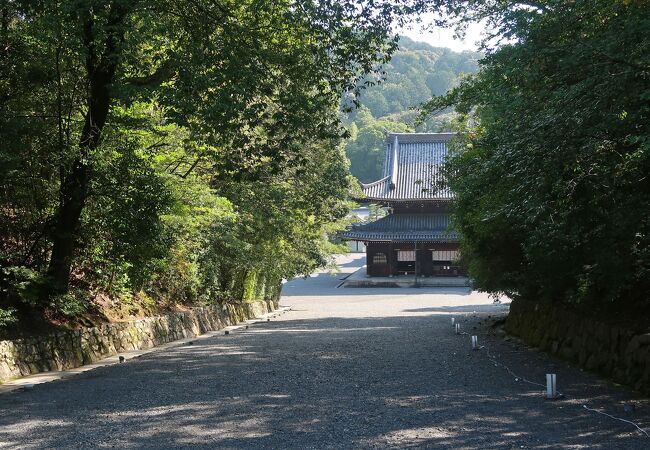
[361,133,454,201]
[341,213,458,242]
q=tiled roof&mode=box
[340,213,458,242]
[361,132,454,201]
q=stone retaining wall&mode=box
[0,300,277,384]
[506,299,650,394]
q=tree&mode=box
[422,0,650,308]
[352,35,480,119]
[345,107,413,182]
[1,0,402,299]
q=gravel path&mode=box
[1,254,648,449]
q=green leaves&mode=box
[0,307,18,329]
[434,0,650,307]
[345,107,413,182]
[2,0,395,325]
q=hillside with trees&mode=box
[345,36,481,183]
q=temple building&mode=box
[341,132,464,278]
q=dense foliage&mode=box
[355,36,480,119]
[5,0,643,335]
[425,1,650,308]
[0,0,402,332]
[345,107,412,183]
[346,37,479,182]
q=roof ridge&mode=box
[360,175,390,189]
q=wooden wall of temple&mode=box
[365,242,464,277]
[366,242,394,277]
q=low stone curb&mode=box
[0,300,284,391]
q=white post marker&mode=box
[471,335,478,350]
[455,323,461,335]
[546,373,557,399]
[451,317,455,326]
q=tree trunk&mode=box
[47,159,91,293]
[46,4,128,296]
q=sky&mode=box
[398,14,488,52]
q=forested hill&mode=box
[345,36,481,183]
[357,36,481,119]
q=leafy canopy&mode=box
[0,0,410,331]
[423,0,650,308]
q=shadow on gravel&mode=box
[0,313,648,449]
[403,305,506,314]
[283,273,474,297]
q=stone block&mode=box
[637,333,650,346]
[585,354,601,371]
[0,300,274,384]
[627,337,642,355]
[551,340,560,354]
[559,345,576,361]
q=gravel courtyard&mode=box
[0,254,648,449]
